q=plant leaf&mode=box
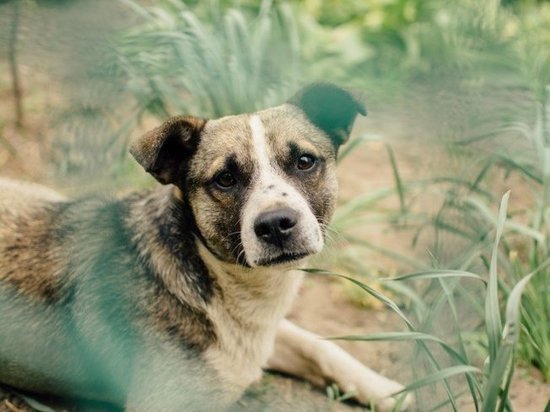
[485,191,509,364]
[393,365,481,395]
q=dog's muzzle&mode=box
[252,207,313,266]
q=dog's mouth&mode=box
[256,251,311,267]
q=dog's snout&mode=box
[254,208,298,246]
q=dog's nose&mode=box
[254,208,298,247]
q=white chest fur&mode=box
[199,244,304,397]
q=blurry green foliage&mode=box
[114,0,548,118]
[116,0,302,118]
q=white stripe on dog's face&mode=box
[249,115,270,176]
[241,115,323,267]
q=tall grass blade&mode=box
[485,191,509,365]
[329,331,474,365]
[120,0,153,20]
[466,197,545,244]
[385,143,407,215]
[393,365,480,395]
[301,268,415,329]
[483,265,547,410]
[385,270,485,283]
[438,277,482,411]
[382,281,428,317]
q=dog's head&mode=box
[131,83,366,268]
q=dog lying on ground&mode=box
[0,83,411,411]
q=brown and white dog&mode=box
[0,84,411,411]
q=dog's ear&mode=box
[288,83,366,150]
[130,115,207,184]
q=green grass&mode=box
[408,103,549,382]
[116,0,303,119]
[308,192,548,411]
[325,82,549,389]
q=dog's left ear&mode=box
[288,83,366,150]
[130,115,206,184]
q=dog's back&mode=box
[0,179,223,408]
[0,179,99,398]
[0,179,143,403]
[0,179,69,300]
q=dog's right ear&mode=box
[288,83,366,151]
[130,115,206,184]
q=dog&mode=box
[0,83,411,411]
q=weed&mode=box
[116,0,302,119]
[308,192,548,411]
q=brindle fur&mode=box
[0,185,220,407]
[0,84,411,411]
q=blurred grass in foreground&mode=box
[308,192,549,411]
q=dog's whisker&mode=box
[236,249,247,266]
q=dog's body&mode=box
[0,84,410,411]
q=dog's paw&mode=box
[357,379,414,412]
[370,391,414,412]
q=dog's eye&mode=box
[214,171,237,189]
[296,154,316,171]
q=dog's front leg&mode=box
[266,319,413,412]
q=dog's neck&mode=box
[196,240,304,326]
[197,241,304,393]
